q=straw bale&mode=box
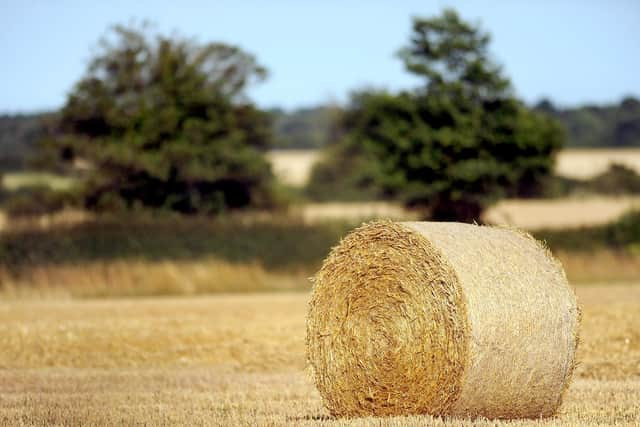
[306,220,579,419]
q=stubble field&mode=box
[267,148,640,187]
[1,284,639,426]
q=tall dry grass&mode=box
[0,258,309,299]
[0,249,636,299]
[265,148,640,188]
[556,251,640,284]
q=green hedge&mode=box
[534,210,640,252]
[2,211,638,277]
[0,215,353,273]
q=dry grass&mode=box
[294,196,640,229]
[485,196,640,230]
[267,149,320,187]
[2,371,638,426]
[1,250,636,299]
[266,148,640,188]
[556,251,640,284]
[0,285,639,425]
[289,196,640,230]
[1,172,76,192]
[556,148,640,179]
[0,258,308,299]
[295,202,418,223]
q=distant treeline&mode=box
[534,96,640,148]
[270,106,341,149]
[1,97,639,171]
[271,97,640,150]
[0,113,51,171]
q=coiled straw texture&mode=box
[306,221,579,419]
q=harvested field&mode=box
[0,284,639,425]
[484,196,640,230]
[267,149,319,187]
[296,196,640,230]
[296,202,418,223]
[0,172,75,192]
[266,148,640,187]
[556,148,640,179]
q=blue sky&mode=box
[0,0,638,113]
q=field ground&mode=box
[267,149,319,187]
[1,284,639,425]
[0,172,75,192]
[296,197,640,230]
[484,196,640,230]
[266,148,640,187]
[555,148,640,180]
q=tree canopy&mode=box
[44,24,277,213]
[308,9,564,221]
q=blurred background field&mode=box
[1,1,639,425]
[268,148,640,186]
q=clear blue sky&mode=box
[1,0,638,113]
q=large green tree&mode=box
[308,9,564,221]
[46,24,277,213]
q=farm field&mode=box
[484,196,640,230]
[0,172,75,192]
[294,196,640,230]
[1,284,639,426]
[267,148,640,187]
[555,148,640,180]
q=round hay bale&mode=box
[306,220,580,419]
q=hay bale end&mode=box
[306,221,580,419]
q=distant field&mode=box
[484,196,640,230]
[3,149,640,191]
[267,149,319,187]
[268,148,640,187]
[1,284,638,425]
[556,148,640,179]
[294,196,640,230]
[1,172,75,191]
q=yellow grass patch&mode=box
[556,148,640,179]
[485,196,640,230]
[1,172,76,191]
[557,250,640,284]
[266,148,640,188]
[0,258,308,299]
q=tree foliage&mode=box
[308,9,564,221]
[45,24,277,213]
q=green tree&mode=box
[45,24,277,214]
[308,9,564,221]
